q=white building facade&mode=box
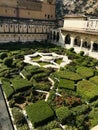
[50,15,98,59]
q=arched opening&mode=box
[83,38,91,49]
[74,36,81,47]
[53,31,56,41]
[65,34,71,44]
[50,31,52,40]
[93,43,98,52]
[57,32,60,42]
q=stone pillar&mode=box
[70,36,74,47]
[89,41,94,52]
[80,39,83,49]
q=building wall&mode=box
[64,19,86,30]
[63,16,98,31]
[0,0,56,20]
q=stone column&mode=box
[89,41,94,52]
[70,36,74,47]
[80,39,83,49]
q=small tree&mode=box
[4,57,13,67]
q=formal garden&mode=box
[0,41,98,130]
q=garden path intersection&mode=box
[24,52,71,69]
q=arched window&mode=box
[74,36,81,46]
[93,43,98,51]
[53,31,56,41]
[57,32,59,42]
[65,34,71,44]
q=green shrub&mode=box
[89,76,98,85]
[37,120,60,130]
[32,79,50,91]
[26,100,55,127]
[58,79,74,90]
[75,115,85,130]
[2,78,14,99]
[76,66,94,78]
[0,52,8,60]
[77,80,98,102]
[71,104,90,116]
[79,51,84,56]
[4,57,13,67]
[11,76,32,91]
[56,106,71,125]
[89,108,98,128]
[12,107,25,125]
[54,70,82,81]
[90,100,98,107]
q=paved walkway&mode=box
[0,85,14,130]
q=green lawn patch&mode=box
[26,100,55,127]
[76,66,94,78]
[2,78,14,99]
[58,79,74,90]
[77,80,98,102]
[31,55,41,61]
[11,76,32,91]
[89,76,98,85]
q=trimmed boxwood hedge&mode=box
[71,104,90,116]
[26,100,55,127]
[54,70,82,81]
[32,79,50,91]
[56,106,71,125]
[89,108,98,128]
[58,79,74,90]
[11,76,32,91]
[89,76,98,85]
[76,66,94,78]
[2,78,14,99]
[77,80,98,102]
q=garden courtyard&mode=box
[0,41,98,130]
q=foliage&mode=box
[54,70,82,81]
[89,76,98,85]
[56,106,72,125]
[4,57,13,67]
[2,78,14,99]
[0,52,8,60]
[32,79,50,91]
[11,76,32,91]
[26,100,55,127]
[58,78,74,90]
[37,120,60,130]
[12,107,29,130]
[71,104,90,116]
[79,51,84,56]
[89,108,98,128]
[76,66,94,78]
[77,80,98,102]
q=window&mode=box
[48,15,50,19]
[45,14,47,17]
[5,9,7,13]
